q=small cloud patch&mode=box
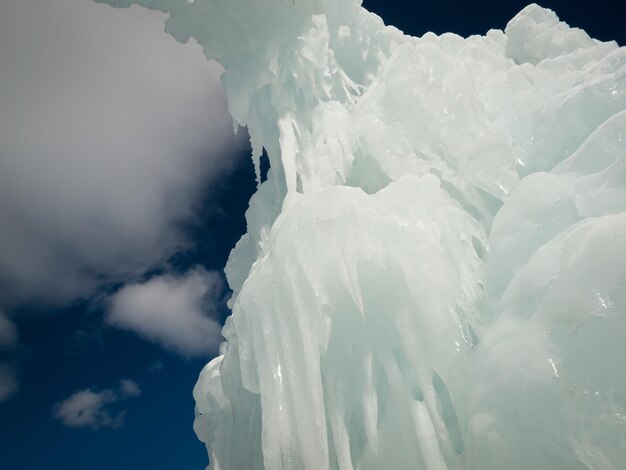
[0,364,18,403]
[0,314,17,349]
[53,379,141,430]
[120,379,141,398]
[148,361,164,375]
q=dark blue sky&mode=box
[0,1,623,469]
[363,0,625,45]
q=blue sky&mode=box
[0,1,623,469]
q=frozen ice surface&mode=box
[98,1,626,468]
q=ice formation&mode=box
[99,1,626,468]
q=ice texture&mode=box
[98,1,626,468]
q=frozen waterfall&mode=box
[99,1,626,468]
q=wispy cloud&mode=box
[0,364,18,403]
[53,379,142,430]
[0,314,17,349]
[148,361,165,375]
[0,0,245,308]
[0,313,18,403]
[107,268,225,357]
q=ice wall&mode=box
[98,1,626,468]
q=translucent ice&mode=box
[98,1,626,468]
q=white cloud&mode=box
[54,388,122,430]
[53,379,142,430]
[107,268,225,357]
[120,379,141,398]
[0,0,245,307]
